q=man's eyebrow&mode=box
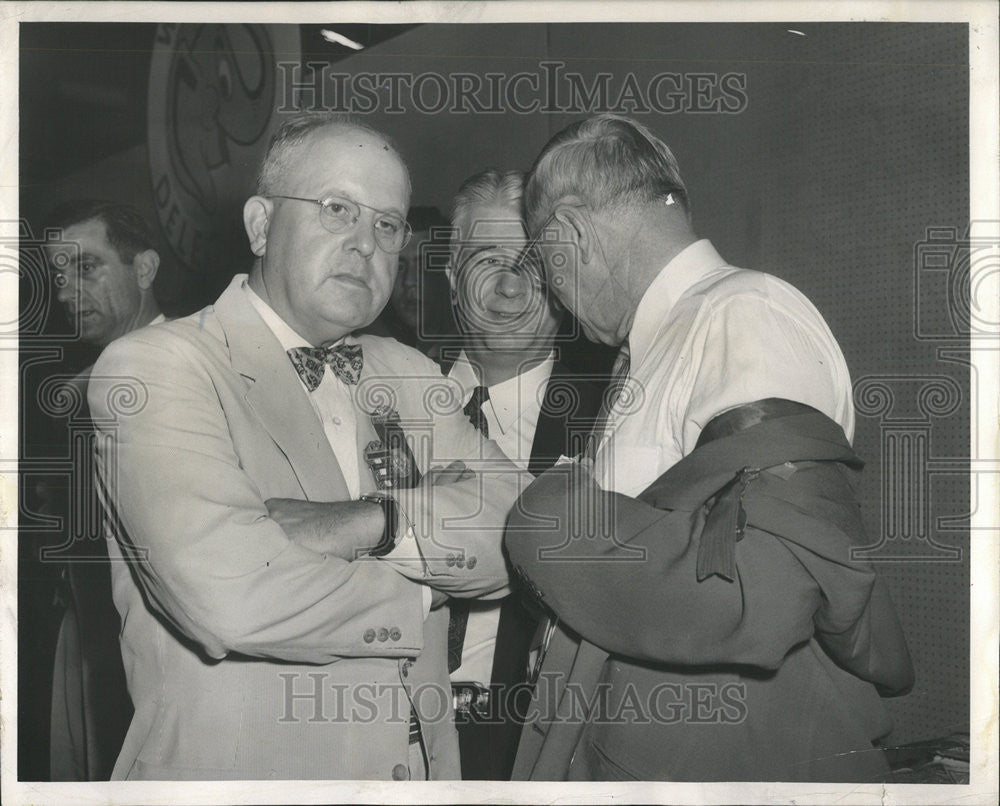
[462,245,501,259]
[454,244,511,269]
[376,206,407,221]
[49,250,103,271]
[323,189,406,219]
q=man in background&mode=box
[442,168,604,779]
[42,199,164,780]
[506,114,913,781]
[366,206,453,361]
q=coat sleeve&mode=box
[504,460,903,676]
[89,331,427,664]
[362,339,526,599]
[385,454,525,599]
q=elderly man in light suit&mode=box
[89,113,523,780]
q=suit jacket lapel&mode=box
[213,277,351,502]
[528,363,601,477]
[354,406,379,495]
[528,390,564,478]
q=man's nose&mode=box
[494,270,529,299]
[345,214,377,258]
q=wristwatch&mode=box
[359,492,400,557]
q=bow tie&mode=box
[286,343,364,391]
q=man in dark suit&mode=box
[41,200,165,780]
[440,169,604,780]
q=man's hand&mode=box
[423,460,475,487]
[265,498,383,561]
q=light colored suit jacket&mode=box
[88,275,519,780]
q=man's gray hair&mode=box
[524,114,689,232]
[256,111,408,196]
[450,168,525,240]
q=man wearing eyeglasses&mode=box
[87,112,523,780]
[504,115,913,781]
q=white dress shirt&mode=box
[244,282,434,619]
[595,239,855,497]
[446,349,555,685]
[245,282,361,498]
[448,350,556,472]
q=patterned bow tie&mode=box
[287,343,364,391]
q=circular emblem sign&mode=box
[147,24,300,269]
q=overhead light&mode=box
[787,29,807,37]
[321,29,364,50]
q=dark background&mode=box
[18,21,971,780]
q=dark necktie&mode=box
[447,599,470,674]
[286,343,363,392]
[463,385,490,438]
[447,384,491,675]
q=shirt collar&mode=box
[448,349,556,436]
[243,279,346,353]
[628,239,728,367]
[447,350,479,396]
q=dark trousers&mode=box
[456,593,537,780]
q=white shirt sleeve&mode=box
[378,524,432,618]
[678,292,854,456]
[421,585,432,619]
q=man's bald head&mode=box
[256,112,411,198]
[524,113,689,235]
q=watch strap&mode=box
[360,493,399,557]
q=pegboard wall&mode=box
[696,24,971,744]
[534,22,972,744]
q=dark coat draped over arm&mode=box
[504,403,914,696]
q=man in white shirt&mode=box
[41,200,166,780]
[507,114,903,781]
[88,114,523,780]
[442,169,604,779]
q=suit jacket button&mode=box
[455,555,465,568]
[445,554,456,567]
[363,628,376,643]
[467,556,477,569]
[391,763,409,780]
[377,628,389,642]
[390,627,402,641]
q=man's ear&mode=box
[243,196,273,256]
[444,256,457,290]
[551,197,593,266]
[133,249,160,290]
[548,288,566,315]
